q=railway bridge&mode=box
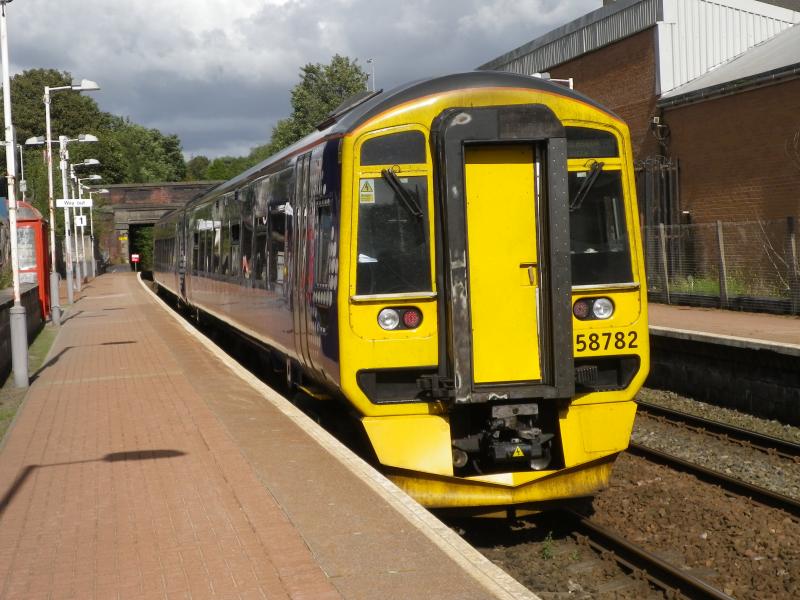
[91,181,220,265]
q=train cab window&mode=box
[361,131,426,166]
[566,127,618,159]
[356,174,431,294]
[568,169,633,286]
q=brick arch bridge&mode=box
[91,181,221,265]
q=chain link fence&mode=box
[644,217,800,314]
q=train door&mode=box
[433,105,575,403]
[464,145,541,383]
[292,153,312,368]
[179,213,187,299]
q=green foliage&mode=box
[0,265,10,289]
[264,54,368,155]
[130,226,154,271]
[185,155,211,181]
[3,68,187,234]
[540,531,555,560]
[205,155,252,180]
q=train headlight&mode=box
[378,308,400,330]
[592,297,614,319]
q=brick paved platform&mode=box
[0,273,535,600]
[649,303,800,351]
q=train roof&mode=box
[198,71,613,202]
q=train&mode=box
[154,71,649,516]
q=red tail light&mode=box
[402,308,422,329]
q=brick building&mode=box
[480,0,800,227]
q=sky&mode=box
[7,0,599,159]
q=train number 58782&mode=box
[575,331,638,353]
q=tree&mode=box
[2,69,188,224]
[264,54,368,155]
[185,155,211,180]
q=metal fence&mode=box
[644,217,800,314]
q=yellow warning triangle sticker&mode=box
[360,180,373,193]
[512,446,524,458]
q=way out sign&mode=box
[56,198,93,208]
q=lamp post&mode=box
[366,58,376,92]
[77,172,101,280]
[16,142,25,199]
[41,77,99,324]
[86,187,108,277]
[1,0,27,387]
[56,133,97,295]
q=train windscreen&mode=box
[568,169,633,286]
[356,174,431,295]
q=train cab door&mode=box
[433,105,575,403]
[464,145,542,384]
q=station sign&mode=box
[74,215,87,227]
[56,198,93,208]
[131,254,140,263]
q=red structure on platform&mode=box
[16,201,51,319]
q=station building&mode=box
[480,0,800,228]
[481,0,800,311]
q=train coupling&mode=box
[452,403,554,471]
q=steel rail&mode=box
[560,509,735,600]
[627,443,800,518]
[636,400,800,460]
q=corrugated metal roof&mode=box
[659,21,800,102]
[479,0,800,94]
[479,0,661,73]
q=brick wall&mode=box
[549,28,660,162]
[664,79,800,223]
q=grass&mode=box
[0,323,59,443]
[661,274,789,299]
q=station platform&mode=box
[648,303,800,354]
[0,273,535,600]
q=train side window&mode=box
[220,215,230,275]
[192,232,199,273]
[230,222,241,277]
[314,200,333,286]
[361,131,426,166]
[568,169,632,285]
[356,175,431,294]
[268,205,287,290]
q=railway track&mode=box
[636,399,800,460]
[627,442,800,518]
[560,509,734,600]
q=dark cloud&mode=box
[8,0,597,157]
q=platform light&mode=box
[41,75,100,321]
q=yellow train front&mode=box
[335,72,649,514]
[154,71,649,515]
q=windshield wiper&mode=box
[570,160,604,212]
[382,169,423,220]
